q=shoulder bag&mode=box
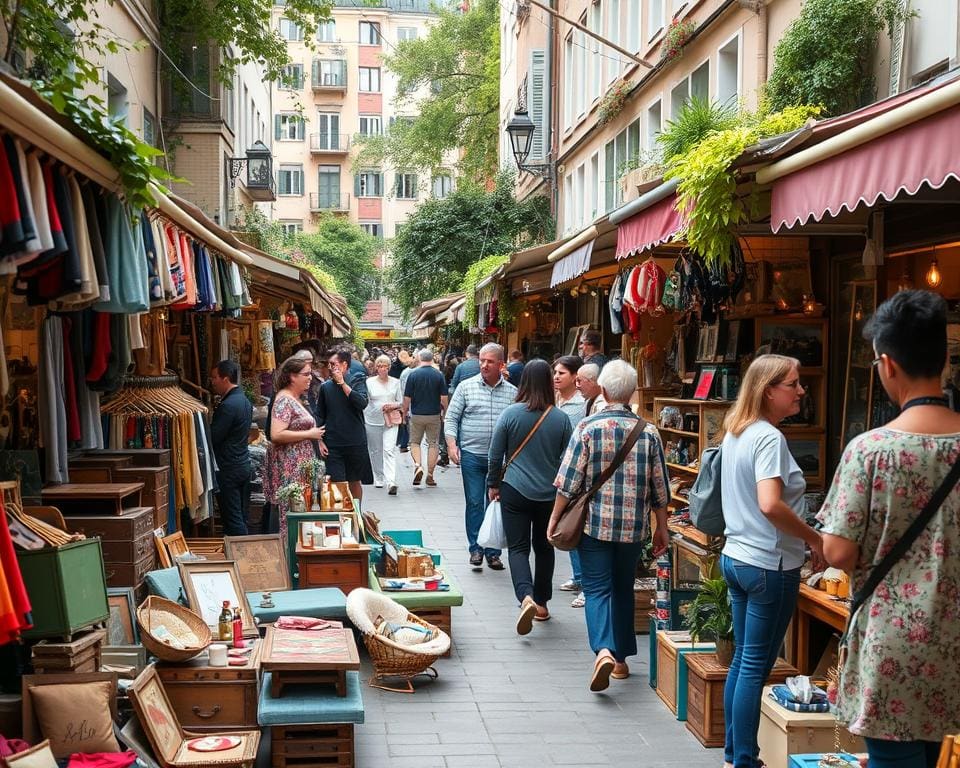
[499,406,553,482]
[550,416,647,552]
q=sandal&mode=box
[590,652,615,692]
[516,597,537,636]
[571,592,585,608]
[534,606,550,621]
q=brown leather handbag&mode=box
[550,417,647,551]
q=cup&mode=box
[208,643,228,667]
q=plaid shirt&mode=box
[444,373,517,456]
[554,404,669,543]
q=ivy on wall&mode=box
[461,254,510,329]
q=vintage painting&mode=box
[757,319,826,368]
[106,588,138,645]
[264,628,357,666]
[223,534,290,592]
[138,677,179,761]
[178,561,257,637]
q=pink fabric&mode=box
[275,616,344,630]
[66,751,138,768]
[615,194,683,260]
[0,735,30,757]
[771,104,960,232]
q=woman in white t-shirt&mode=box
[365,355,404,494]
[719,354,825,768]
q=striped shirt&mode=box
[444,373,518,456]
[554,404,670,543]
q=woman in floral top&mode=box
[819,290,960,768]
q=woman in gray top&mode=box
[488,360,573,636]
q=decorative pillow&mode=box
[4,739,57,768]
[29,681,120,758]
[373,615,436,645]
[144,567,185,604]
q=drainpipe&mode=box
[546,0,557,220]
[740,0,768,87]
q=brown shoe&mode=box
[534,606,550,621]
[425,475,437,487]
[516,597,536,636]
[611,662,629,680]
[590,652,615,692]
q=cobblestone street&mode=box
[353,453,722,768]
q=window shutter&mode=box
[377,173,384,196]
[298,169,304,195]
[529,49,547,161]
[354,174,361,197]
[274,115,282,140]
[411,174,418,198]
[298,117,305,140]
[278,171,287,195]
[312,59,320,88]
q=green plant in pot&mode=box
[684,577,735,666]
[276,482,306,514]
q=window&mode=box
[627,0,640,53]
[313,59,347,87]
[317,166,341,208]
[671,60,710,118]
[395,172,418,199]
[143,108,156,146]
[604,140,615,212]
[432,174,453,198]
[275,113,304,140]
[359,21,381,45]
[279,18,303,41]
[648,0,664,40]
[627,117,640,163]
[563,34,574,129]
[575,163,585,228]
[606,0,620,82]
[563,172,574,234]
[589,1,602,102]
[277,63,304,90]
[315,112,341,149]
[645,98,662,150]
[107,73,129,125]
[317,19,336,42]
[356,170,383,197]
[281,220,303,236]
[224,72,235,130]
[589,152,599,221]
[395,223,404,237]
[717,35,740,105]
[359,66,381,92]
[359,115,382,135]
[397,27,417,41]
[278,164,304,196]
[360,222,382,238]
[575,27,586,118]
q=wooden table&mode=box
[41,483,143,515]
[261,625,360,697]
[296,543,370,594]
[791,583,849,674]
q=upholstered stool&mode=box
[246,589,348,623]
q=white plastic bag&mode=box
[477,500,508,550]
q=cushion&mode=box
[144,567,184,604]
[258,672,364,726]
[30,681,120,758]
[4,740,57,768]
[247,588,347,624]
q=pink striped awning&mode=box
[615,194,683,260]
[771,103,960,232]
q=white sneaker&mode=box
[571,592,586,608]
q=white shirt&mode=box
[364,376,402,426]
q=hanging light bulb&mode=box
[926,257,942,288]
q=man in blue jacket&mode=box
[210,360,253,535]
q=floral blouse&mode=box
[817,428,960,741]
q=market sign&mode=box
[359,329,413,340]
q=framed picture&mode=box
[696,324,719,363]
[223,534,291,592]
[177,561,257,638]
[161,531,189,562]
[723,320,741,362]
[693,367,717,400]
[106,587,138,645]
[786,437,826,489]
[756,317,827,369]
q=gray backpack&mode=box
[689,445,725,536]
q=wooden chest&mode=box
[686,654,800,748]
[156,641,261,732]
[103,552,156,589]
[31,628,106,674]
[64,506,156,590]
[655,631,715,715]
[114,467,169,531]
[86,448,171,468]
[758,684,865,767]
[634,588,655,634]
[270,723,355,768]
[296,545,370,594]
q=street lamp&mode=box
[506,109,553,181]
[229,140,274,191]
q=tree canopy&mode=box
[386,171,552,317]
[354,0,500,182]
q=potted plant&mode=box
[298,458,326,510]
[275,482,306,514]
[684,577,735,666]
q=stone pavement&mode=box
[353,452,723,768]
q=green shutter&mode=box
[274,114,282,140]
[354,174,361,197]
[298,169,305,195]
[298,117,305,141]
[311,59,320,89]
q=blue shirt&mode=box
[449,358,480,394]
[444,374,517,456]
[404,366,448,416]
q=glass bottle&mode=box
[218,601,232,642]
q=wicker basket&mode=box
[136,596,210,663]
[360,612,448,694]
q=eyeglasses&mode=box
[777,380,804,390]
[294,371,312,378]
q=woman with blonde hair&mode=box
[365,354,403,494]
[720,354,824,768]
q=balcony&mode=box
[309,134,351,154]
[311,60,348,92]
[310,192,351,213]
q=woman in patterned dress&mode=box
[819,290,960,768]
[266,356,325,539]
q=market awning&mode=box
[614,188,683,260]
[411,292,464,328]
[760,74,960,232]
[550,240,594,288]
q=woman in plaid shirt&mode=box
[549,359,671,692]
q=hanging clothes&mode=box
[0,498,33,644]
[93,194,149,314]
[0,136,27,258]
[38,316,69,483]
[608,270,625,336]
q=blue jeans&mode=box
[461,450,500,557]
[721,554,800,768]
[864,737,940,768]
[578,533,642,661]
[569,549,582,583]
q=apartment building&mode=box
[503,0,960,238]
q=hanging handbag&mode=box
[499,406,553,482]
[549,416,647,552]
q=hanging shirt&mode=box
[80,184,110,303]
[94,195,149,313]
[0,136,26,258]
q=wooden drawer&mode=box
[114,466,169,493]
[64,506,155,541]
[300,559,365,592]
[104,550,155,588]
[164,681,257,731]
[100,534,153,564]
[86,449,170,468]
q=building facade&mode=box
[270,0,456,332]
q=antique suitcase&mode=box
[64,506,156,591]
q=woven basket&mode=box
[136,596,210,663]
[361,612,447,682]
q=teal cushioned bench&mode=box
[246,588,347,623]
[145,567,183,602]
[258,671,364,726]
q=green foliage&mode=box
[684,577,733,642]
[353,0,500,182]
[597,79,631,127]
[660,17,695,62]
[657,96,738,163]
[665,104,820,267]
[766,0,915,116]
[461,253,509,328]
[386,170,553,318]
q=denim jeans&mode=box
[721,554,800,768]
[864,737,940,768]
[461,450,501,557]
[568,549,583,583]
[578,533,642,661]
[499,482,554,605]
[216,466,251,536]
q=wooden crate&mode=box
[270,723,355,768]
[634,588,655,634]
[655,631,715,715]
[686,654,800,748]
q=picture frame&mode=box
[153,528,171,569]
[223,534,291,592]
[756,317,827,369]
[786,437,827,489]
[177,560,257,638]
[161,531,189,562]
[693,366,717,400]
[106,587,138,646]
[723,320,741,362]
[695,324,719,363]
[769,258,813,311]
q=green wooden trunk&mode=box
[17,538,109,640]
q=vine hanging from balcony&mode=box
[597,80,631,127]
[660,18,695,62]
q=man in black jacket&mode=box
[210,360,253,535]
[316,347,373,503]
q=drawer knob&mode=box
[191,704,221,719]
